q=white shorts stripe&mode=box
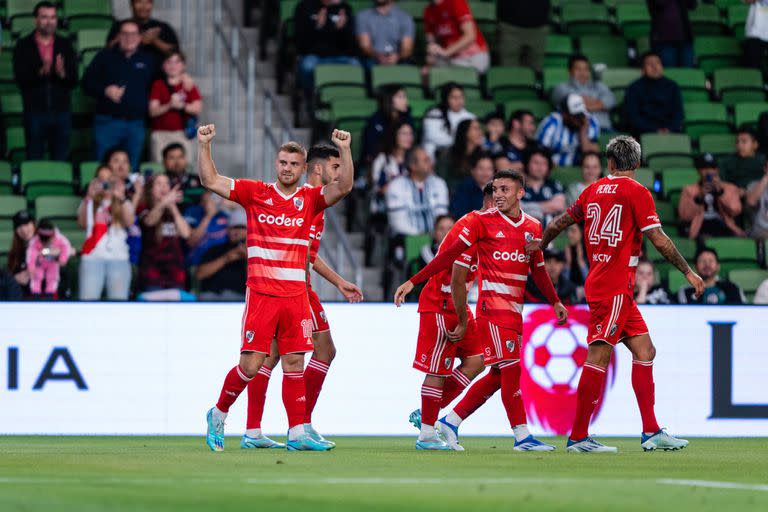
[240,287,251,342]
[429,315,447,374]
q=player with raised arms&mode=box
[241,144,363,450]
[198,124,354,452]
[395,169,568,451]
[526,135,704,452]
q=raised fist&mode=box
[331,129,352,149]
[198,124,216,144]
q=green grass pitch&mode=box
[1,437,767,511]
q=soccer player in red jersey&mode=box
[242,144,363,450]
[396,170,568,450]
[197,125,354,452]
[527,135,704,452]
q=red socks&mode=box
[439,368,472,408]
[499,361,526,428]
[632,360,660,434]
[215,365,252,413]
[421,384,444,427]
[282,371,307,428]
[245,366,272,429]
[570,363,607,441]
[453,367,501,420]
[303,358,330,424]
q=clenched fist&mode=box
[331,129,352,149]
[198,124,216,144]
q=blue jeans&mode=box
[298,55,361,91]
[79,257,132,301]
[653,42,694,68]
[93,115,146,171]
[24,111,72,161]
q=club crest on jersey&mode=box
[506,339,515,352]
[293,197,304,211]
[245,330,255,343]
[444,358,451,370]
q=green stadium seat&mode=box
[713,68,765,104]
[0,195,26,222]
[10,15,37,38]
[138,161,165,175]
[668,267,693,294]
[314,64,367,105]
[642,134,694,169]
[65,0,114,30]
[465,99,500,118]
[336,120,364,162]
[34,195,81,230]
[71,88,96,117]
[729,268,768,298]
[669,236,698,261]
[664,68,709,102]
[689,3,727,36]
[661,167,698,198]
[0,93,25,128]
[713,0,746,7]
[698,133,736,157]
[398,1,428,18]
[78,161,101,186]
[601,68,642,105]
[550,167,583,188]
[654,200,676,224]
[370,65,423,99]
[683,102,731,138]
[409,98,435,121]
[545,34,574,68]
[76,28,109,53]
[428,66,482,98]
[487,67,538,102]
[561,4,612,37]
[4,126,25,162]
[20,161,74,188]
[579,36,628,68]
[0,160,13,194]
[542,67,569,95]
[706,237,758,261]
[634,167,656,190]
[468,1,496,44]
[61,228,86,253]
[727,4,749,40]
[733,102,768,129]
[615,4,651,40]
[405,234,431,268]
[503,100,551,122]
[0,56,15,85]
[330,98,377,124]
[694,36,741,73]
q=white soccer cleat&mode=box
[566,436,618,453]
[436,418,465,451]
[641,429,689,451]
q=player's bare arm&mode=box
[197,124,234,199]
[313,255,363,303]
[525,211,577,253]
[448,263,470,342]
[322,129,355,207]
[645,226,705,297]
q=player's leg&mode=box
[242,340,285,449]
[303,329,335,445]
[439,318,485,407]
[438,365,500,450]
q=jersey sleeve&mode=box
[228,179,262,207]
[308,185,329,215]
[457,212,483,247]
[454,244,477,269]
[633,187,662,232]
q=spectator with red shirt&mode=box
[148,51,202,163]
[423,0,490,73]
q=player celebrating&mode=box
[242,144,363,450]
[396,170,568,451]
[198,125,354,452]
[526,135,704,453]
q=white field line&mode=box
[657,479,768,492]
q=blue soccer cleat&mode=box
[305,424,336,449]
[409,409,422,430]
[205,407,225,452]
[436,417,464,451]
[566,436,618,453]
[641,429,689,451]
[415,437,452,451]
[240,434,286,449]
[514,435,556,452]
[286,433,334,452]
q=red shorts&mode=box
[413,312,483,376]
[240,288,314,355]
[587,293,649,346]
[477,317,521,366]
[308,287,330,333]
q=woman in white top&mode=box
[566,151,603,205]
[421,82,475,159]
[77,165,135,300]
[744,0,768,68]
[370,119,414,213]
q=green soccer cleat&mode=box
[205,407,225,452]
[641,429,689,451]
[287,433,334,452]
[241,434,286,449]
[305,424,336,449]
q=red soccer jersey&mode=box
[457,208,544,332]
[567,175,661,301]
[418,211,480,315]
[424,0,488,56]
[228,180,327,297]
[308,211,324,266]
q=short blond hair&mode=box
[279,141,307,159]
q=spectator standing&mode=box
[496,0,549,71]
[744,0,768,69]
[623,52,684,136]
[451,152,493,219]
[294,0,359,92]
[647,0,696,68]
[12,1,78,161]
[551,54,616,132]
[521,146,566,225]
[104,147,144,211]
[423,0,490,73]
[77,165,135,301]
[386,147,449,236]
[495,109,536,171]
[362,85,413,165]
[448,118,485,177]
[720,127,765,191]
[525,248,578,305]
[679,153,746,239]
[678,248,746,304]
[148,51,202,163]
[566,151,603,204]
[356,0,415,69]
[185,192,238,267]
[196,208,248,301]
[422,82,475,159]
[107,0,179,58]
[634,258,675,304]
[83,20,157,170]
[370,119,414,214]
[537,94,599,167]
[746,162,768,239]
[7,211,36,296]
[25,219,73,299]
[138,174,191,294]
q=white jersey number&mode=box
[586,203,624,247]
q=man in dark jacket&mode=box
[497,0,550,71]
[647,0,696,68]
[623,52,684,137]
[106,0,179,59]
[83,19,156,171]
[12,1,78,161]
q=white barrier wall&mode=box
[0,303,766,436]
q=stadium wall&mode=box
[0,303,766,437]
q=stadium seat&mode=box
[668,268,692,294]
[336,121,364,162]
[61,228,86,253]
[542,67,569,96]
[65,0,114,32]
[669,236,698,261]
[642,134,694,169]
[550,167,582,188]
[698,133,736,157]
[713,68,765,105]
[683,102,731,138]
[579,36,628,68]
[330,98,377,125]
[634,167,656,190]
[0,195,26,231]
[706,237,758,261]
[561,3,612,37]
[71,88,96,117]
[0,160,13,195]
[503,100,551,122]
[78,161,100,186]
[615,4,651,40]
[1,93,25,128]
[10,15,37,39]
[428,66,482,99]
[21,161,75,201]
[4,126,26,163]
[405,234,431,272]
[139,161,165,175]
[694,36,741,73]
[653,200,676,224]
[601,68,642,105]
[398,0,428,18]
[729,268,768,298]
[688,3,728,36]
[468,1,496,45]
[465,99,500,119]
[545,34,573,68]
[370,65,423,99]
[661,167,699,198]
[727,4,749,39]
[733,102,768,129]
[486,67,538,102]
[35,195,81,230]
[314,64,367,105]
[76,28,109,53]
[664,68,709,102]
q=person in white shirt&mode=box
[370,120,414,214]
[744,0,768,69]
[421,82,475,159]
